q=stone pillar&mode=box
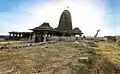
[70,33,73,37]
[38,32,41,42]
[52,34,54,37]
[16,34,18,39]
[13,34,15,39]
[9,33,11,40]
[52,32,55,36]
[62,32,65,37]
[28,35,31,42]
[32,32,36,43]
[13,34,15,37]
[10,33,11,37]
[15,34,17,40]
[15,34,17,37]
[43,32,47,42]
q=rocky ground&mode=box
[0,41,119,74]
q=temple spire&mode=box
[57,8,73,31]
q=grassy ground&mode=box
[0,41,120,74]
[96,41,120,68]
[0,41,23,45]
[0,42,92,74]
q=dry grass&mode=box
[1,41,119,74]
[0,41,23,45]
[0,42,88,74]
[96,41,120,67]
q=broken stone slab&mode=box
[81,43,87,47]
[78,56,94,65]
[87,41,98,47]
[78,57,89,63]
[74,41,79,44]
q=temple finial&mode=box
[67,6,69,9]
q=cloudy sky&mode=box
[0,0,119,36]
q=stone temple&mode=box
[57,10,73,31]
[9,9,83,42]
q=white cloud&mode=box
[0,0,116,36]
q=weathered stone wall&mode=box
[20,38,29,41]
[47,36,77,42]
[47,36,60,41]
[104,36,116,42]
[59,37,76,42]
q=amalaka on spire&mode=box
[67,6,69,9]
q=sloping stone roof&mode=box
[73,27,82,34]
[32,22,53,30]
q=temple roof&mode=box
[30,22,53,31]
[73,27,83,34]
[9,31,32,34]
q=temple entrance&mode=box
[35,35,44,42]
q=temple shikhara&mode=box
[9,9,83,42]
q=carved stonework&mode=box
[57,10,73,31]
[27,9,83,43]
